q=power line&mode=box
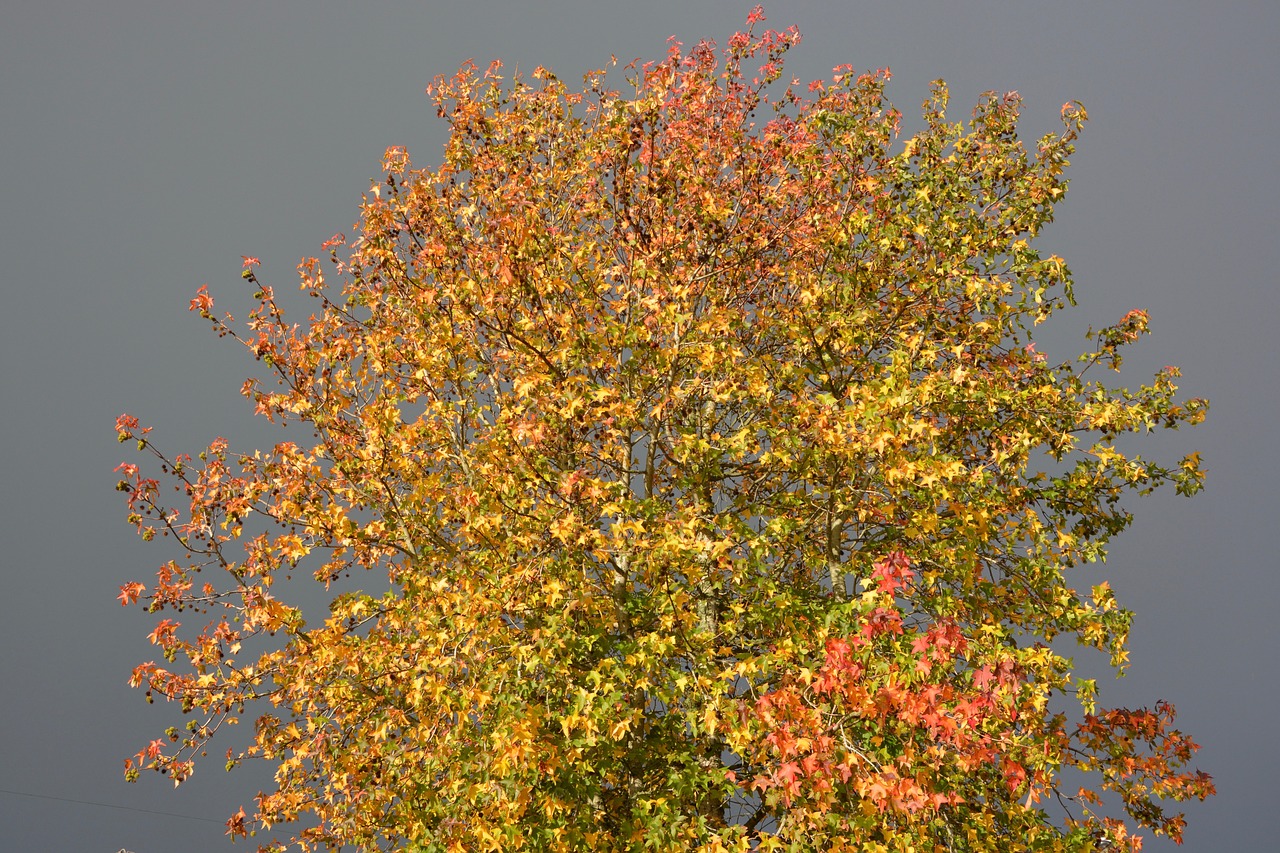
[0,786,224,824]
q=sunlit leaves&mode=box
[115,8,1210,852]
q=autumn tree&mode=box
[114,10,1213,852]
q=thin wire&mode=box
[0,786,223,824]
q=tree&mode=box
[114,10,1213,852]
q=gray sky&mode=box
[1,2,1275,850]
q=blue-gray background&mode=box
[2,2,1274,850]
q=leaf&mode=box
[117,582,146,607]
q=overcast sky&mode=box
[1,2,1276,850]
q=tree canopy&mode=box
[115,10,1212,852]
